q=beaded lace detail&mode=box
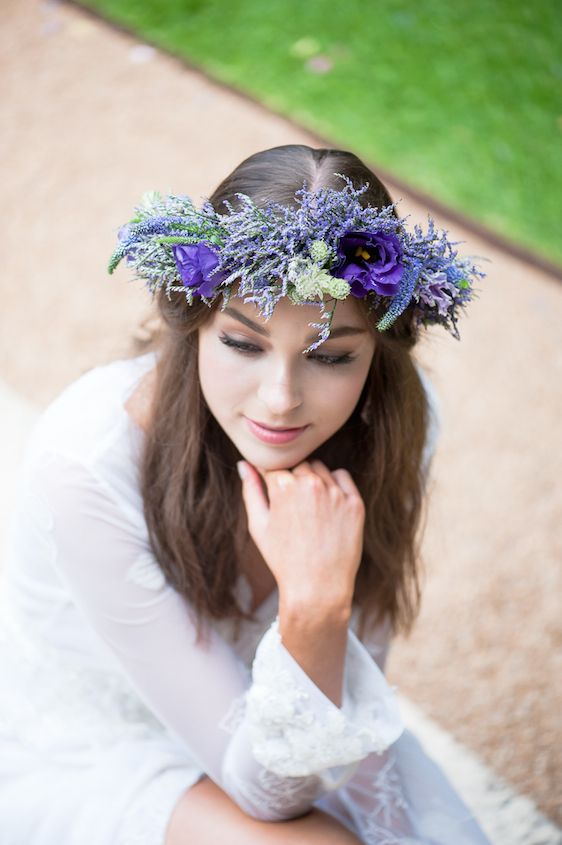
[246,619,401,778]
[339,753,419,845]
[227,765,322,822]
[335,746,485,845]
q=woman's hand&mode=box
[237,459,365,615]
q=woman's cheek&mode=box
[209,349,256,410]
[199,342,231,407]
[320,371,368,428]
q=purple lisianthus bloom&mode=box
[173,243,226,298]
[331,230,403,298]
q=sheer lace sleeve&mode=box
[27,451,404,822]
[244,620,402,780]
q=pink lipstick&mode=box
[245,417,309,445]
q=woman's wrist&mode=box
[278,590,353,632]
[277,595,352,707]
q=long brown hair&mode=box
[139,145,429,637]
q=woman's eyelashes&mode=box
[219,333,355,366]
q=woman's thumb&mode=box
[237,461,269,536]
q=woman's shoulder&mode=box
[24,351,156,474]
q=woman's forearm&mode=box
[278,594,353,707]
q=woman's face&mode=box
[198,294,376,471]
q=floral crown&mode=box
[109,175,485,350]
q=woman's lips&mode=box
[245,417,309,445]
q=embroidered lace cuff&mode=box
[245,619,403,778]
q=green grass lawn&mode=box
[78,0,562,266]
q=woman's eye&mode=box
[219,333,354,366]
[307,353,355,367]
[219,334,262,355]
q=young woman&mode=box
[0,145,490,844]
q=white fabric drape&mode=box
[0,352,489,844]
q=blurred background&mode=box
[2,0,561,841]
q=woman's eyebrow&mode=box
[222,306,367,342]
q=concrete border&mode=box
[400,696,562,845]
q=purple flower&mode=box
[173,243,226,298]
[331,230,403,297]
[116,224,138,266]
[417,271,457,317]
[117,224,131,242]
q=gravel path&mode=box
[2,0,561,826]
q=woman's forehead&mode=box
[214,293,373,348]
[223,293,369,332]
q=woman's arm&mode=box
[277,602,351,707]
[238,460,365,707]
[27,451,401,822]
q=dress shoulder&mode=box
[23,352,155,470]
[18,353,156,527]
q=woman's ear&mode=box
[360,397,372,426]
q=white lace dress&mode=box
[0,352,490,845]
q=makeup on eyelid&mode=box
[219,333,356,366]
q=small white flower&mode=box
[309,239,332,265]
[287,257,349,303]
[325,277,351,300]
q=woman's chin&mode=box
[238,445,313,473]
[246,456,305,473]
[231,425,332,472]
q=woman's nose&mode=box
[257,366,303,419]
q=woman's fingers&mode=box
[292,460,336,492]
[240,459,362,524]
[261,461,357,499]
[303,460,359,499]
[331,468,362,499]
[309,460,337,488]
[290,461,315,479]
[239,460,364,598]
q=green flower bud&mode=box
[287,257,348,303]
[325,277,351,300]
[294,274,323,300]
[309,239,332,266]
[287,284,305,304]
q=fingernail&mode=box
[237,461,248,480]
